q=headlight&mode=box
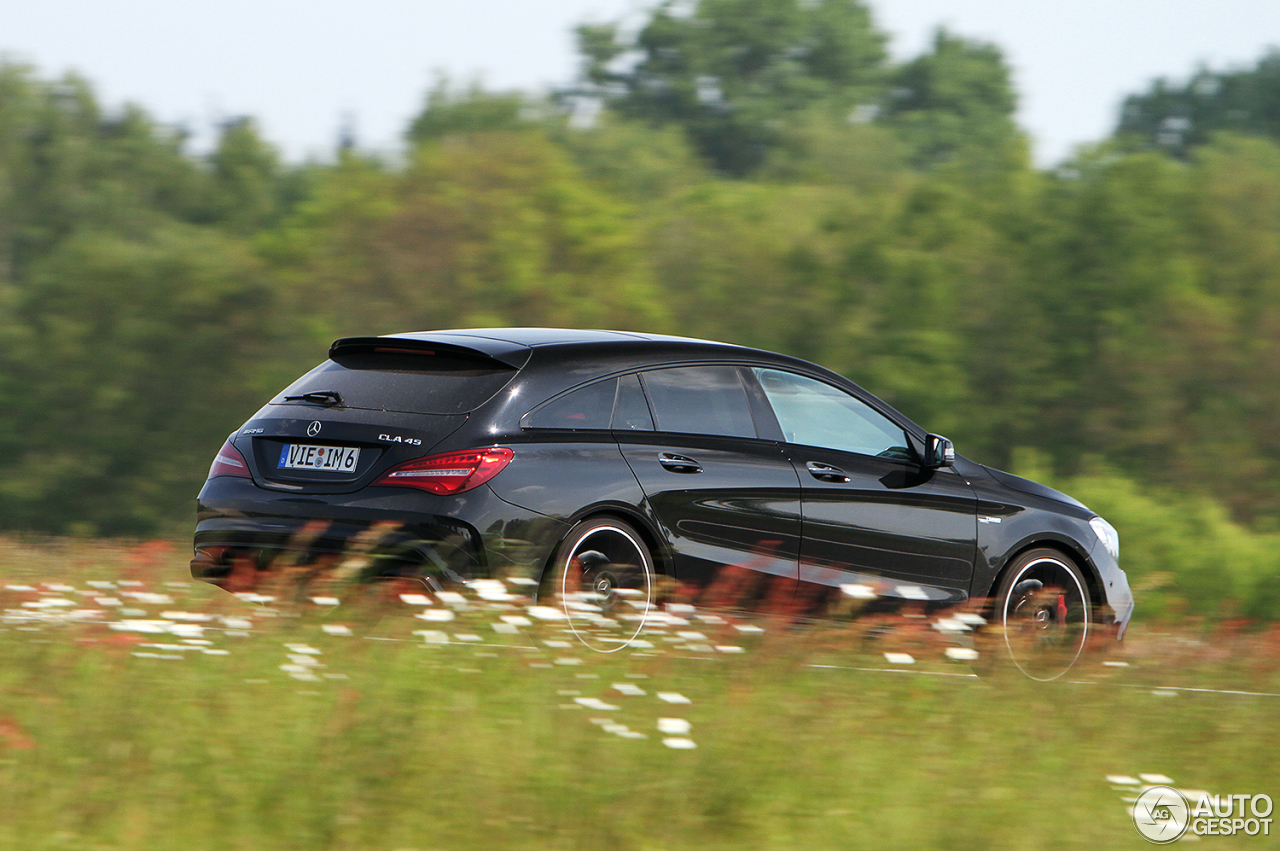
[1089,516,1120,561]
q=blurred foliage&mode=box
[0,226,274,535]
[261,130,668,339]
[406,77,541,144]
[1116,48,1280,158]
[880,29,1026,174]
[0,64,287,536]
[0,1,1278,624]
[575,0,889,175]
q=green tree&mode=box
[203,117,291,234]
[759,112,908,189]
[263,130,668,343]
[969,150,1200,475]
[552,114,709,204]
[946,137,1280,522]
[0,64,211,276]
[0,65,303,534]
[1116,48,1280,157]
[577,0,887,174]
[639,179,849,358]
[881,29,1025,173]
[830,170,1019,442]
[0,225,274,534]
[406,78,542,144]
[1182,135,1280,517]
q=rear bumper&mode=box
[192,476,567,594]
[192,515,481,591]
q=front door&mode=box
[750,368,977,604]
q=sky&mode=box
[4,0,1279,167]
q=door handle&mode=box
[659,453,702,474]
[806,461,850,483]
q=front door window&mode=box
[752,369,910,460]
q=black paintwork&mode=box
[192,328,1134,633]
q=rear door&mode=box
[750,368,977,604]
[615,366,801,589]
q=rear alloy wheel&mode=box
[992,548,1092,681]
[545,518,655,653]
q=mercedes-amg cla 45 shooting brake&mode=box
[192,328,1133,679]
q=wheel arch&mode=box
[539,504,672,587]
[987,538,1104,616]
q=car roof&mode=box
[380,327,760,365]
[380,327,848,381]
[388,327,740,348]
[371,327,928,439]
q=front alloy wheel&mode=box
[993,548,1092,681]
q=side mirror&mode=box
[924,434,955,468]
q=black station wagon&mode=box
[192,328,1133,679]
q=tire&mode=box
[990,548,1092,681]
[542,517,656,653]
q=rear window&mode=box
[276,352,518,415]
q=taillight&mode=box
[209,440,251,479]
[374,447,513,495]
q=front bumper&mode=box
[1089,539,1135,640]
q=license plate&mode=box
[278,444,360,472]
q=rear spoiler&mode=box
[329,336,531,370]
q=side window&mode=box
[522,378,617,430]
[753,369,910,459]
[641,366,757,438]
[612,373,654,431]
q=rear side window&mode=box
[523,374,657,432]
[277,352,517,415]
[523,379,618,430]
[613,374,654,431]
[641,366,757,438]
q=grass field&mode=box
[0,537,1276,850]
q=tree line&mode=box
[2,0,1279,616]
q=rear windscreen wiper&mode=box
[283,390,344,406]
